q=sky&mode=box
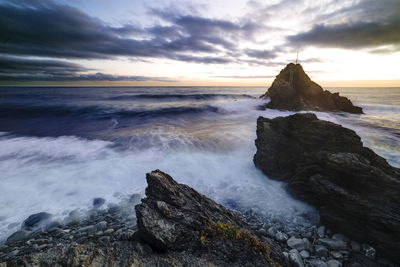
[0,0,399,86]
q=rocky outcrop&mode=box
[253,113,400,262]
[135,170,288,266]
[261,64,363,114]
[1,170,288,266]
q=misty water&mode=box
[0,86,399,240]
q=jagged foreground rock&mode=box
[253,113,400,263]
[261,63,363,114]
[1,170,288,266]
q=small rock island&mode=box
[261,63,363,114]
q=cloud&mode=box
[213,75,275,79]
[287,0,400,52]
[0,1,274,62]
[288,19,400,50]
[0,0,285,82]
[0,56,176,82]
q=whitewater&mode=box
[0,86,399,240]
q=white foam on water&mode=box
[0,124,315,240]
[1,92,399,241]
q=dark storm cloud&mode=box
[0,56,175,82]
[0,1,272,62]
[288,0,400,52]
[244,49,277,59]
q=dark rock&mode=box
[289,249,304,267]
[317,226,326,238]
[317,238,347,250]
[93,198,105,208]
[261,63,363,113]
[287,237,311,251]
[4,170,290,266]
[254,113,400,262]
[315,245,329,257]
[306,259,328,267]
[5,230,31,245]
[350,241,361,252]
[326,260,340,267]
[22,212,53,231]
[135,169,289,266]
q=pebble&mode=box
[267,226,277,237]
[315,245,329,257]
[306,259,328,267]
[256,228,268,237]
[332,234,348,242]
[289,249,304,267]
[5,230,31,245]
[93,198,105,209]
[331,251,343,260]
[99,236,110,243]
[287,236,311,251]
[317,226,326,238]
[103,229,114,235]
[78,225,95,233]
[76,237,88,244]
[317,238,347,250]
[6,249,19,258]
[275,231,288,242]
[363,244,376,259]
[22,212,52,231]
[299,250,310,259]
[326,259,341,267]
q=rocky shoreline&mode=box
[1,170,397,266]
[254,113,400,265]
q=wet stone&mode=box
[287,236,311,251]
[267,226,278,237]
[331,251,343,260]
[6,249,19,259]
[93,198,105,209]
[317,238,347,250]
[350,240,361,252]
[326,259,340,267]
[275,231,288,242]
[299,250,310,259]
[289,249,304,267]
[95,221,107,231]
[317,226,326,238]
[307,259,328,267]
[99,236,110,243]
[22,212,52,231]
[5,230,31,245]
[363,245,376,259]
[315,245,329,257]
[103,229,114,235]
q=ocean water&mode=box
[0,86,399,240]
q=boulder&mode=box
[5,230,31,245]
[261,63,363,113]
[135,170,288,266]
[22,212,52,231]
[254,113,400,262]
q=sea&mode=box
[0,86,399,240]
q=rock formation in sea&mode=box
[0,170,288,266]
[253,113,400,262]
[261,63,363,114]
